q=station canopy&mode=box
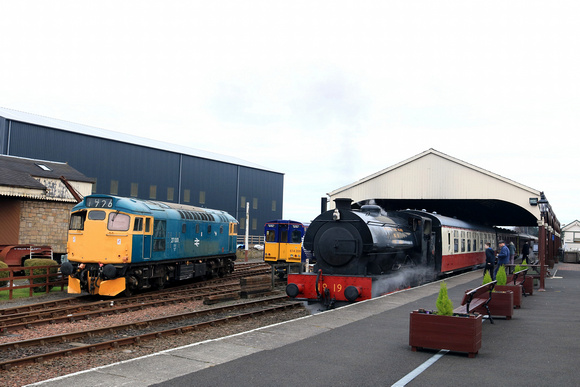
[327,149,551,227]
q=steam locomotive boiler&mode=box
[286,199,435,306]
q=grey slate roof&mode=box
[0,155,93,189]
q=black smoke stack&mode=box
[334,198,353,211]
[321,197,328,214]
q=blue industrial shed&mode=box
[0,107,283,236]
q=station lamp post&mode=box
[538,192,549,291]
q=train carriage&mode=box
[263,220,307,264]
[61,194,238,296]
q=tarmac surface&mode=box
[29,263,580,387]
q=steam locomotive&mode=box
[286,198,498,307]
[60,194,238,296]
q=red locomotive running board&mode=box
[287,273,373,302]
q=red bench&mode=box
[453,280,497,324]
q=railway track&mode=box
[0,295,302,370]
[0,262,271,326]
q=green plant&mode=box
[482,271,492,285]
[24,258,59,292]
[436,281,454,316]
[496,265,507,286]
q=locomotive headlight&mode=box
[333,208,341,221]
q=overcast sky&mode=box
[1,1,578,225]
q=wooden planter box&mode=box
[473,290,514,320]
[495,284,523,308]
[508,275,533,296]
[409,310,482,358]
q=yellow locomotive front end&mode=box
[63,204,150,296]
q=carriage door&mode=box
[264,222,280,262]
[143,217,152,260]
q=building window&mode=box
[271,200,276,211]
[253,198,258,210]
[184,189,190,203]
[240,196,246,208]
[167,187,174,201]
[239,217,245,230]
[149,185,157,199]
[92,178,97,193]
[199,191,206,205]
[131,183,139,197]
[110,180,119,195]
[252,218,257,230]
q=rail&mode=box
[0,265,66,300]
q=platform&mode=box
[30,263,580,387]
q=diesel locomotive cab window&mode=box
[134,217,144,232]
[153,220,166,251]
[266,230,276,242]
[108,212,131,231]
[69,211,87,230]
[88,210,106,221]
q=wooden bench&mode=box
[512,268,529,297]
[453,280,497,324]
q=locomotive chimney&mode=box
[334,198,353,211]
[321,197,328,214]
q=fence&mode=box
[237,235,265,246]
[0,265,66,300]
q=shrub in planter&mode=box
[0,261,8,288]
[496,265,507,286]
[24,258,59,292]
[436,281,454,315]
[409,281,482,357]
[482,271,493,285]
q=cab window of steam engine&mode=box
[108,212,131,231]
[69,211,86,230]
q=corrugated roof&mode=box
[0,107,278,173]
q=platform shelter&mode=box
[327,148,561,290]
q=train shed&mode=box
[327,148,561,285]
[0,107,283,236]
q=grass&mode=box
[0,285,68,301]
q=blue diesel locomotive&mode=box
[61,194,238,296]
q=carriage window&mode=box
[108,213,130,231]
[454,238,459,253]
[467,239,471,252]
[461,239,466,252]
[88,210,106,221]
[291,230,302,243]
[145,218,151,233]
[153,220,166,251]
[220,225,224,234]
[134,217,144,232]
[69,211,87,230]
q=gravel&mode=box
[0,286,309,387]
